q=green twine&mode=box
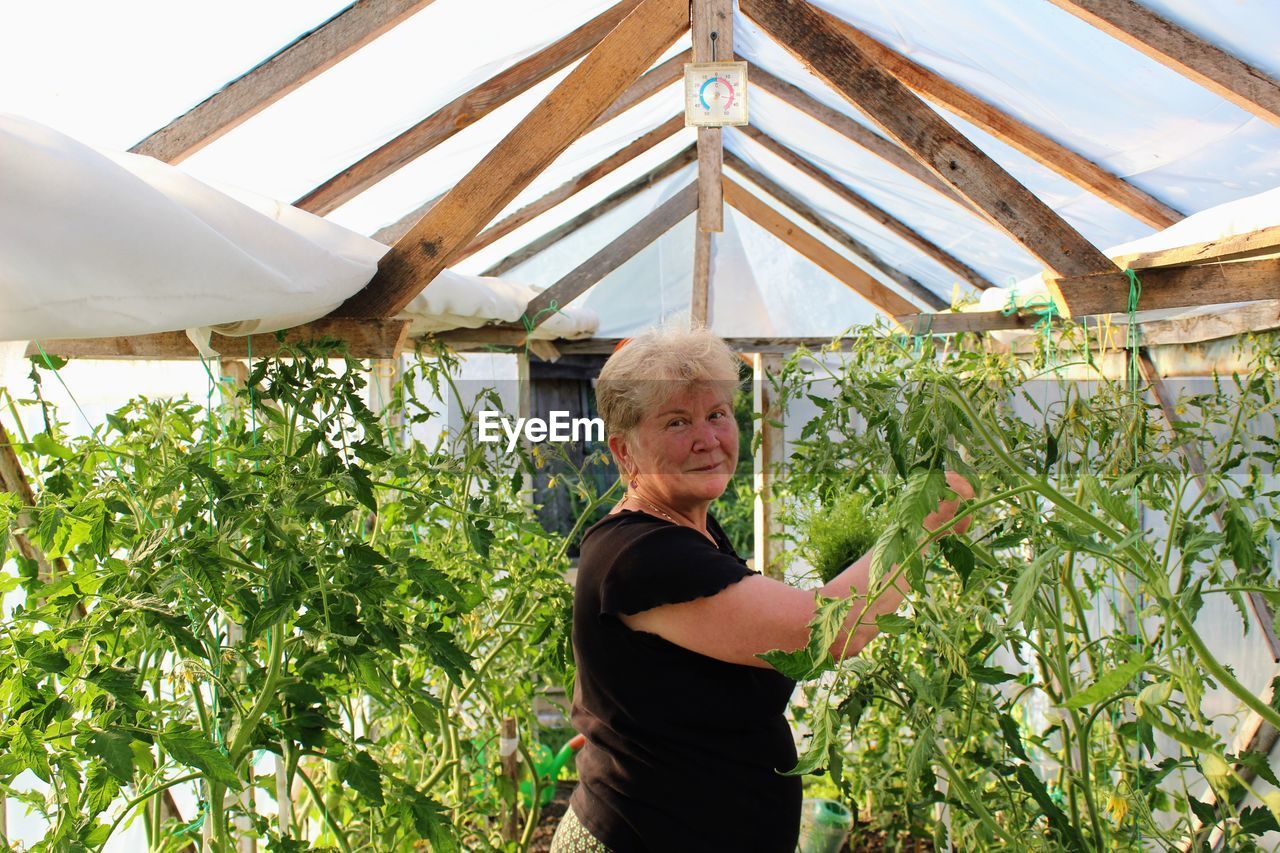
[1000,288,1060,361]
[520,300,565,358]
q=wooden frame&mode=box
[724,177,919,316]
[736,125,995,291]
[336,0,689,318]
[692,0,732,233]
[1047,256,1280,317]
[27,319,412,360]
[520,182,698,330]
[745,62,976,214]
[725,152,946,310]
[825,15,1183,229]
[454,114,686,262]
[1047,0,1280,127]
[481,145,697,277]
[294,0,646,215]
[131,0,439,163]
[740,0,1119,286]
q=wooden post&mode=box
[752,353,785,578]
[692,0,731,233]
[692,229,712,327]
[500,717,521,842]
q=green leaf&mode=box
[938,537,974,586]
[11,726,51,783]
[159,730,240,789]
[1234,749,1280,788]
[28,645,70,674]
[1238,805,1280,835]
[1015,765,1086,852]
[85,762,119,817]
[1138,708,1219,752]
[998,713,1028,762]
[84,730,134,784]
[1063,652,1146,709]
[347,465,377,512]
[420,622,474,687]
[875,613,913,635]
[969,665,1015,685]
[758,595,852,681]
[785,712,835,776]
[1223,502,1260,571]
[338,750,384,807]
[86,665,147,709]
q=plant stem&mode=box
[297,764,354,853]
[933,746,1019,846]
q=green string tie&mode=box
[520,300,565,357]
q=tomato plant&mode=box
[0,345,582,851]
[772,329,1280,850]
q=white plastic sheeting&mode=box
[973,183,1280,327]
[0,114,597,346]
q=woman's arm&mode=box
[621,472,974,669]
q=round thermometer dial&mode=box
[683,61,749,127]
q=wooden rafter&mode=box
[481,145,696,277]
[1115,224,1280,270]
[294,0,645,215]
[131,0,439,163]
[736,125,995,291]
[826,16,1184,229]
[724,177,919,316]
[27,320,411,360]
[454,113,686,263]
[745,62,976,213]
[520,182,698,330]
[900,297,1280,343]
[1047,0,1280,127]
[724,151,946,310]
[336,0,690,318]
[1048,256,1280,317]
[740,0,1118,285]
[371,85,690,247]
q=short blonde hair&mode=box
[595,326,741,439]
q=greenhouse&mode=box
[2,0,1280,849]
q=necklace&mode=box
[625,491,679,523]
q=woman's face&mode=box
[614,382,739,509]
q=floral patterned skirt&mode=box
[549,805,611,853]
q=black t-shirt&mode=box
[569,509,802,852]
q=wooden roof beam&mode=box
[691,0,733,325]
[824,15,1184,229]
[1048,256,1280,317]
[336,0,690,318]
[1047,0,1280,127]
[131,0,439,163]
[294,0,649,215]
[480,145,696,276]
[27,319,412,360]
[744,61,977,214]
[520,182,699,330]
[724,151,946,310]
[1115,224,1280,270]
[740,0,1118,287]
[736,125,995,291]
[723,177,919,317]
[454,113,686,262]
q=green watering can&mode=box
[520,733,586,807]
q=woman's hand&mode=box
[922,471,975,536]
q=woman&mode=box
[551,327,972,852]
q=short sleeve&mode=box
[599,525,754,617]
